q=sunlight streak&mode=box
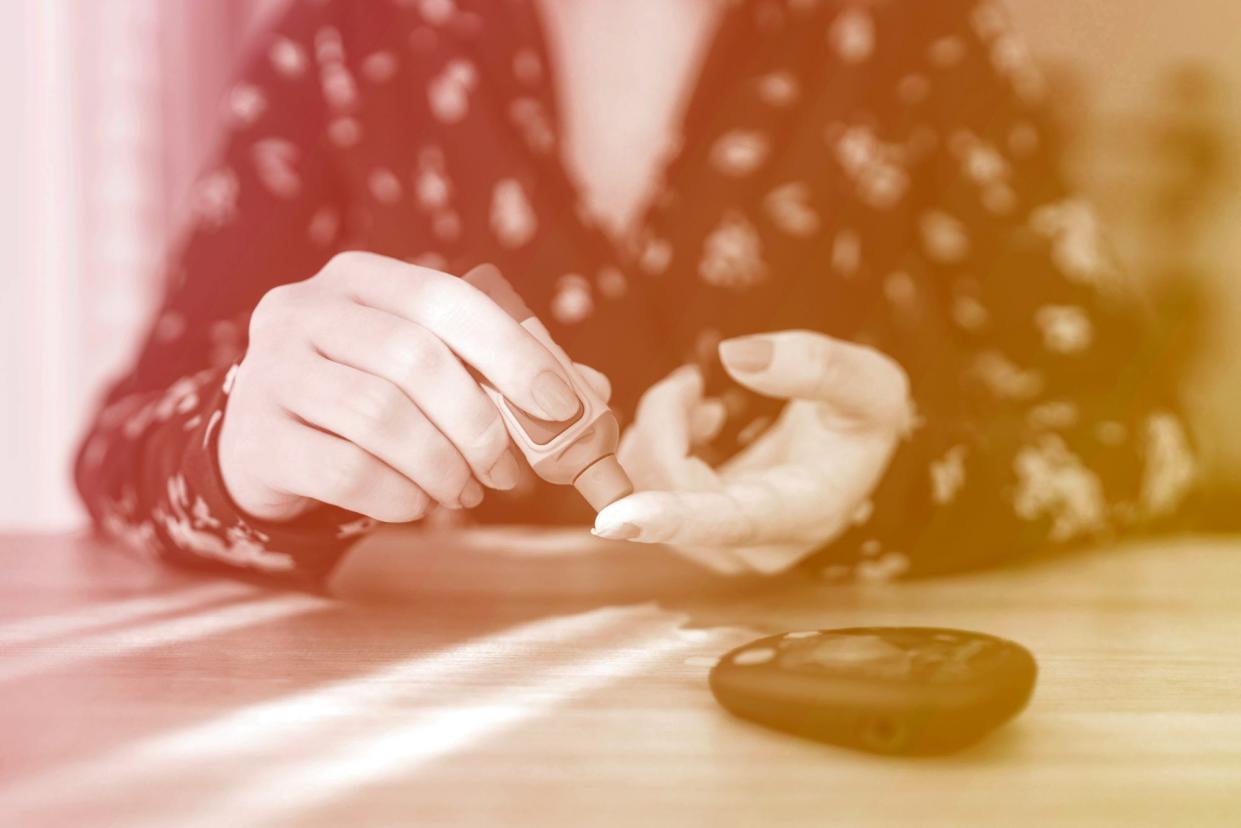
[0,582,258,648]
[0,593,327,684]
[193,627,692,828]
[0,605,705,827]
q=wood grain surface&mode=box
[0,529,1239,827]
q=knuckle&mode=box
[418,286,468,332]
[808,337,844,396]
[469,413,509,464]
[405,437,469,499]
[386,330,442,385]
[348,380,403,438]
[324,450,370,503]
[250,284,297,336]
[431,273,494,332]
[424,442,470,488]
[323,249,369,278]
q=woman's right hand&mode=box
[217,254,588,524]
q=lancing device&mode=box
[463,264,634,512]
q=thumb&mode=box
[719,331,911,430]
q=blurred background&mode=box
[2,0,1239,530]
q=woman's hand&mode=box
[219,254,604,524]
[593,331,913,574]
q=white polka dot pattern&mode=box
[74,0,1199,586]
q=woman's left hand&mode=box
[594,331,913,574]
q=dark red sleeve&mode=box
[74,0,375,587]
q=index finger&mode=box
[321,254,581,421]
[593,463,854,549]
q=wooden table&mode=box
[0,529,1238,827]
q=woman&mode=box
[74,0,1197,589]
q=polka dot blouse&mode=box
[74,0,1198,588]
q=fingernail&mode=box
[532,371,582,421]
[487,451,520,490]
[459,479,484,508]
[720,337,774,373]
[593,521,641,541]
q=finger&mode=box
[596,490,756,547]
[306,302,517,490]
[632,364,703,458]
[267,422,432,523]
[589,497,749,574]
[618,366,720,491]
[619,427,720,492]
[717,401,799,476]
[719,331,911,430]
[662,542,752,576]
[594,463,852,549]
[321,254,582,422]
[573,362,612,403]
[277,356,480,508]
[689,398,727,446]
[728,541,819,575]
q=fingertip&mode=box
[573,362,613,403]
[718,335,774,375]
[591,521,641,541]
[594,497,633,534]
[473,261,501,276]
[672,363,706,393]
[635,365,705,423]
[718,337,784,397]
[690,399,728,445]
[459,478,484,508]
[485,448,521,490]
[594,494,658,542]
